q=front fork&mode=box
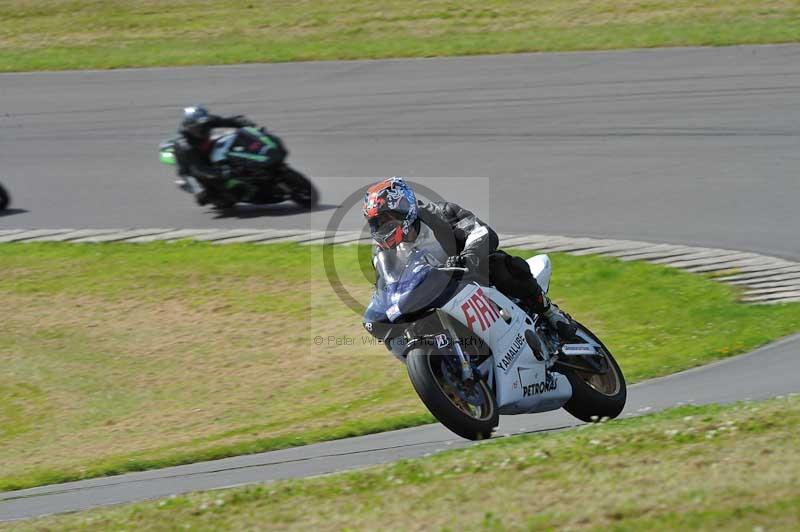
[176,175,204,195]
[436,309,475,382]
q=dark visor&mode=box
[369,211,404,240]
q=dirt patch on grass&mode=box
[0,280,416,480]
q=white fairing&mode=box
[440,283,572,415]
[210,133,237,164]
[527,254,552,294]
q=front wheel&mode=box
[406,347,498,440]
[281,167,319,209]
[0,183,9,210]
[560,321,626,422]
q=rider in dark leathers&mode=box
[174,106,256,205]
[362,177,576,344]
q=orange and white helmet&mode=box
[362,177,419,249]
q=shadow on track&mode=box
[211,203,339,219]
[0,208,28,217]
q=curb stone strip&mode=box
[1,229,798,305]
[568,241,654,256]
[191,229,267,242]
[719,266,800,283]
[684,257,784,274]
[649,249,746,265]
[24,229,124,242]
[210,229,309,244]
[615,246,700,261]
[70,229,175,243]
[729,272,800,287]
[0,229,75,243]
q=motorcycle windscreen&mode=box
[374,247,459,322]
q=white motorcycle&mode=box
[364,244,627,440]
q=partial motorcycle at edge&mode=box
[0,182,10,211]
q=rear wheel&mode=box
[0,183,9,210]
[282,167,319,208]
[560,322,626,422]
[406,347,498,440]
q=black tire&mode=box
[560,321,626,422]
[0,183,9,210]
[283,167,319,208]
[406,347,498,440]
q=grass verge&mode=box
[10,395,800,530]
[0,242,798,491]
[2,1,800,72]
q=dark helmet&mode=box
[362,177,419,249]
[181,105,210,140]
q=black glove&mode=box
[233,115,256,128]
[444,255,466,268]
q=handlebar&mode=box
[436,266,469,274]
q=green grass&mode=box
[10,395,800,530]
[2,1,800,72]
[0,242,798,491]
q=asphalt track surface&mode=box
[1,44,799,260]
[1,45,799,520]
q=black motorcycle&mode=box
[159,127,318,210]
[0,182,9,211]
